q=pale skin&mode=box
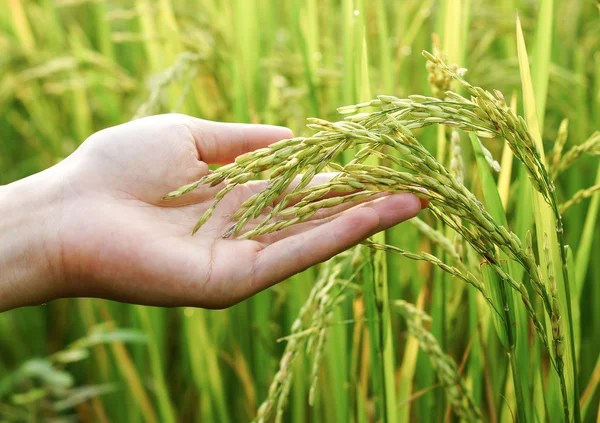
[0,114,426,312]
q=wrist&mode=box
[0,169,65,311]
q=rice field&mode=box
[1,0,599,422]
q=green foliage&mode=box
[0,325,144,421]
[1,1,599,422]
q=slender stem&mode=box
[500,269,527,423]
[433,123,448,419]
[376,250,397,423]
[508,349,526,423]
[553,206,581,423]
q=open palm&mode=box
[52,114,423,308]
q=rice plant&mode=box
[164,48,597,421]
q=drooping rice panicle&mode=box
[449,130,466,260]
[165,52,579,394]
[550,119,570,177]
[254,257,336,423]
[559,184,600,213]
[254,250,362,423]
[552,131,600,178]
[394,300,482,421]
[421,50,555,206]
[168,99,557,322]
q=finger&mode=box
[184,117,293,164]
[250,193,422,293]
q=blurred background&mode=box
[0,0,598,422]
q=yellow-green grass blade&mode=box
[428,119,446,419]
[471,131,529,422]
[517,20,566,420]
[531,0,554,129]
[292,0,319,117]
[7,0,35,54]
[513,165,534,262]
[517,15,580,422]
[497,93,518,210]
[250,290,273,407]
[573,44,600,367]
[466,283,483,412]
[341,0,356,107]
[387,227,421,421]
[575,163,600,292]
[532,330,547,423]
[97,302,159,423]
[362,248,385,422]
[324,305,350,423]
[135,0,163,74]
[428,3,473,418]
[431,8,453,414]
[393,0,433,93]
[441,0,466,65]
[76,299,112,412]
[229,0,257,122]
[91,0,114,60]
[350,294,368,423]
[287,272,312,423]
[67,26,93,143]
[581,353,600,420]
[397,289,423,423]
[183,308,229,422]
[374,0,392,93]
[358,31,396,423]
[382,6,423,416]
[566,247,580,362]
[497,140,514,211]
[136,306,176,423]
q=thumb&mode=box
[185,118,293,164]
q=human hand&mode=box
[0,114,425,311]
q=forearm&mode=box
[0,170,63,311]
